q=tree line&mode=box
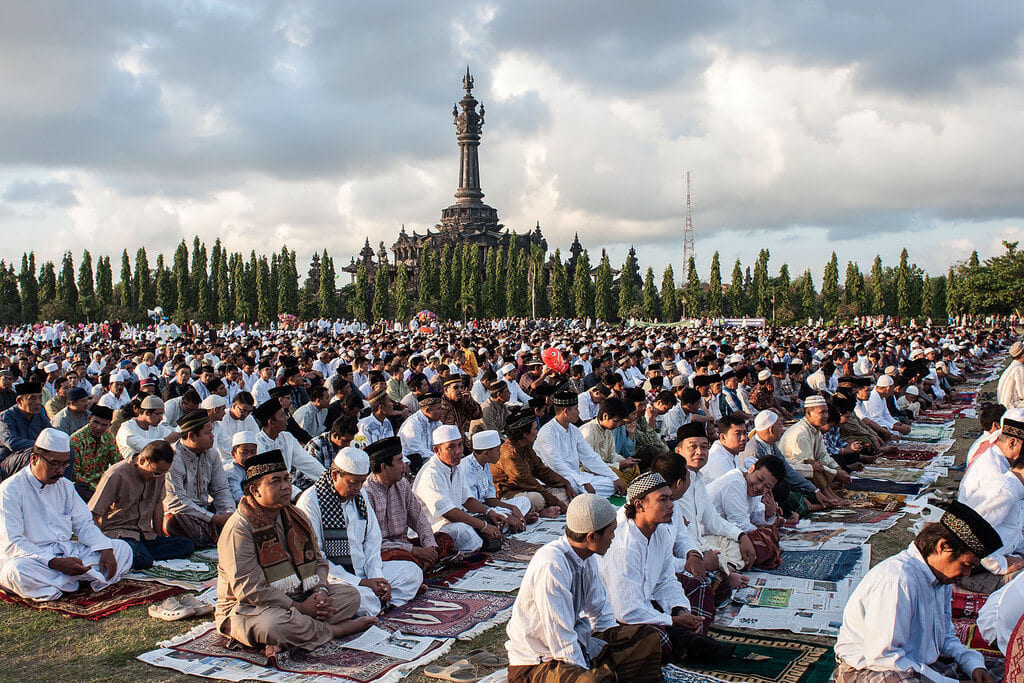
[0,236,1012,326]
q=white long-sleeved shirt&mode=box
[966,429,1001,471]
[661,405,691,442]
[836,543,985,676]
[959,443,1010,507]
[598,516,690,627]
[668,497,703,573]
[98,390,130,411]
[0,467,114,563]
[459,453,498,503]
[357,414,394,446]
[215,411,260,462]
[505,536,617,668]
[251,378,274,406]
[969,470,1024,574]
[856,390,897,430]
[160,396,185,430]
[706,467,774,533]
[577,391,601,422]
[998,360,1024,409]
[255,429,325,487]
[397,410,439,465]
[535,419,618,492]
[295,487,384,585]
[677,469,744,547]
[293,402,327,438]
[411,455,472,532]
[978,570,1024,653]
[115,420,172,459]
[703,442,752,483]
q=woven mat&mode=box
[763,549,862,582]
[844,478,923,495]
[127,550,219,590]
[0,578,182,620]
[808,508,902,525]
[487,537,541,564]
[665,630,835,683]
[378,588,514,640]
[841,491,906,511]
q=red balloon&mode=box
[542,347,569,374]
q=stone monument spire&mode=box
[453,66,486,205]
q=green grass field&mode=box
[0,377,990,681]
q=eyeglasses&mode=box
[36,453,70,470]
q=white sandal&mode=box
[147,596,194,621]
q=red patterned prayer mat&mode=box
[0,578,182,620]
[158,623,447,682]
[953,618,1002,658]
[1004,613,1024,681]
[952,588,989,619]
[378,588,514,640]
[487,536,541,564]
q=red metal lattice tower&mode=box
[682,172,695,279]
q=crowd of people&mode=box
[0,316,1018,681]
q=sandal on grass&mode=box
[445,649,508,667]
[177,592,214,617]
[147,597,194,621]
[424,660,481,682]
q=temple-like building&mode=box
[344,69,547,283]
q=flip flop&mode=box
[424,660,481,682]
[446,649,508,667]
[177,592,214,617]
[147,597,194,621]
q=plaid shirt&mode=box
[70,425,118,486]
[823,425,849,458]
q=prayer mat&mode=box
[896,440,951,453]
[1004,613,1024,681]
[0,579,183,620]
[809,508,902,525]
[952,588,989,619]
[953,618,1002,658]
[762,549,861,582]
[423,552,488,587]
[487,536,541,564]
[889,448,940,461]
[841,491,906,511]
[378,588,515,640]
[664,630,835,683]
[844,478,923,495]
[149,622,449,682]
[869,458,930,470]
[608,495,626,506]
[127,550,219,590]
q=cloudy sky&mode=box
[2,1,1024,284]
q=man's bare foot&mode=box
[264,644,282,659]
[727,573,748,589]
[539,506,561,518]
[332,616,377,638]
[524,512,539,523]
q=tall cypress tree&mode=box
[217,250,232,322]
[118,250,133,310]
[173,240,190,315]
[641,267,659,320]
[533,249,549,318]
[155,255,175,313]
[594,250,615,321]
[56,252,79,317]
[193,241,212,321]
[572,250,594,320]
[316,251,336,318]
[0,265,21,324]
[372,262,391,321]
[684,257,702,318]
[775,264,792,322]
[800,271,817,319]
[19,253,39,323]
[895,248,911,318]
[95,256,112,314]
[354,261,372,322]
[277,248,299,315]
[134,247,153,312]
[482,247,497,317]
[257,256,273,322]
[394,262,411,321]
[753,250,770,317]
[822,251,839,320]
[660,265,677,321]
[843,262,863,317]
[77,250,95,320]
[501,240,516,319]
[617,250,640,320]
[708,252,722,317]
[549,250,570,319]
[729,258,744,315]
[945,267,958,319]
[231,254,252,321]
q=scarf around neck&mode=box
[314,470,367,572]
[237,496,319,596]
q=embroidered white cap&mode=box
[334,446,369,475]
[35,427,70,453]
[432,424,462,445]
[232,430,257,447]
[200,394,227,410]
[754,410,779,431]
[472,430,501,450]
[566,493,617,534]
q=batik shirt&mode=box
[70,425,118,486]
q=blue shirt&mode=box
[0,406,51,462]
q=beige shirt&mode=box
[579,420,622,467]
[778,417,838,476]
[88,459,164,540]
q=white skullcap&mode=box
[1003,408,1024,426]
[472,429,501,450]
[478,347,488,355]
[334,447,369,475]
[580,346,590,353]
[566,493,617,534]
[754,411,779,431]
[432,424,462,445]
[500,363,516,375]
[806,374,826,391]
[232,430,257,447]
[909,349,924,360]
[44,363,59,373]
[201,394,227,409]
[112,370,129,382]
[35,427,70,452]
[804,395,827,409]
[757,369,772,381]
[906,386,919,396]
[876,375,894,388]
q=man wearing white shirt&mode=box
[356,388,395,446]
[215,392,260,463]
[576,383,610,423]
[161,389,200,431]
[706,457,785,569]
[115,396,179,459]
[253,396,325,492]
[505,494,663,682]
[702,414,753,482]
[98,371,131,411]
[858,375,911,435]
[966,404,1005,471]
[836,502,1001,683]
[293,386,328,437]
[460,430,532,530]
[411,425,505,552]
[0,429,133,600]
[296,448,421,617]
[250,363,275,406]
[397,392,444,472]
[978,571,1024,654]
[959,412,1024,508]
[599,472,734,661]
[534,392,625,498]
[997,342,1024,409]
[500,363,532,406]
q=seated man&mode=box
[580,397,641,484]
[674,422,756,577]
[0,382,51,480]
[296,448,421,616]
[397,392,444,473]
[412,424,506,552]
[0,429,133,600]
[966,403,1005,470]
[356,388,395,446]
[599,473,734,664]
[254,398,326,495]
[535,392,625,498]
[362,437,454,571]
[115,396,179,459]
[779,395,852,492]
[836,502,1001,683]
[745,410,836,514]
[216,449,372,656]
[89,441,195,569]
[69,405,119,499]
[703,414,753,482]
[505,493,664,683]
[959,410,1024,508]
[223,431,259,504]
[460,430,534,531]
[215,391,259,462]
[52,387,90,436]
[706,456,787,569]
[306,417,356,470]
[490,407,569,517]
[164,411,235,548]
[856,375,911,436]
[978,570,1024,654]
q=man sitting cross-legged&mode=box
[296,447,422,617]
[0,428,133,600]
[215,449,374,657]
[89,440,195,570]
[505,493,665,683]
[460,429,535,531]
[706,455,787,570]
[490,407,571,518]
